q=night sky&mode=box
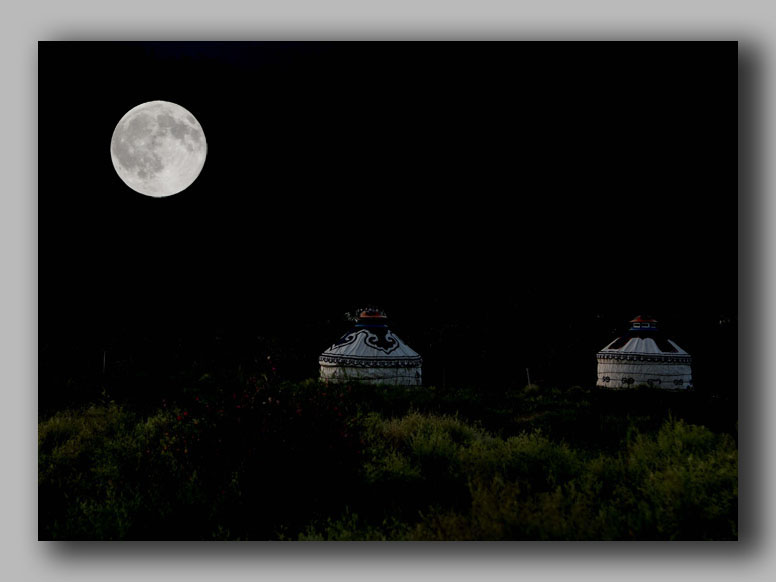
[39,42,737,405]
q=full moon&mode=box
[110,101,207,197]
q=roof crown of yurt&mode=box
[595,315,692,389]
[319,307,422,385]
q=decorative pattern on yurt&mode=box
[319,309,422,385]
[596,315,692,389]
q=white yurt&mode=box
[319,309,422,385]
[596,315,693,389]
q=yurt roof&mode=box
[600,336,688,356]
[319,309,422,367]
[598,315,690,358]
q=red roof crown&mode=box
[630,315,657,323]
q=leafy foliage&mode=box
[39,379,737,540]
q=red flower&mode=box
[183,411,188,416]
[176,415,182,421]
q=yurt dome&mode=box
[596,315,693,389]
[319,309,422,386]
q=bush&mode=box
[39,379,365,539]
[409,418,737,540]
[38,404,196,539]
[297,510,413,541]
[39,379,738,540]
[302,415,736,541]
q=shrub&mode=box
[411,417,737,540]
[296,510,412,541]
[38,378,365,539]
[39,380,737,540]
[38,404,196,539]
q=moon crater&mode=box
[111,101,207,197]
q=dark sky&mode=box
[39,42,737,395]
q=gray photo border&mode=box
[4,2,772,581]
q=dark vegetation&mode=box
[39,354,738,540]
